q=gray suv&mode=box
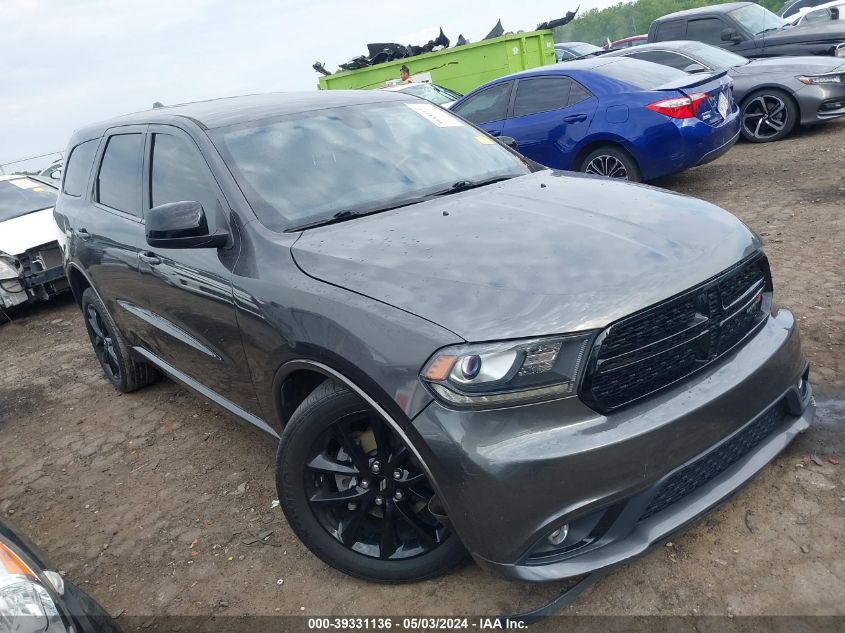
[54,91,815,584]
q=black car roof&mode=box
[70,90,415,142]
[654,1,751,21]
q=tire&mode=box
[579,145,641,182]
[740,88,798,143]
[276,380,467,583]
[80,287,159,393]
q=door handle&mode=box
[139,252,161,266]
[76,228,91,241]
[563,114,587,123]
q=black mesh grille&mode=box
[582,257,769,412]
[640,400,787,521]
[719,261,765,309]
[599,299,698,359]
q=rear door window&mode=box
[568,81,593,106]
[96,134,143,216]
[686,18,727,45]
[62,139,99,197]
[654,20,686,40]
[512,77,572,117]
[150,133,220,216]
[452,82,513,124]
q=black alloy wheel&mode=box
[86,303,121,382]
[305,411,446,560]
[80,287,159,393]
[740,89,797,143]
[277,380,466,582]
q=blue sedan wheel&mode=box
[580,146,641,182]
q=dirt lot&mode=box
[1,121,843,624]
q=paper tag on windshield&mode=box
[9,178,39,189]
[405,102,464,127]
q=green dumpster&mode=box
[317,30,557,94]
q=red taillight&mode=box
[646,92,708,119]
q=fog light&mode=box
[547,524,569,546]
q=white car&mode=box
[787,0,845,24]
[0,175,67,320]
[379,82,463,108]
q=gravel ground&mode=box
[1,121,843,623]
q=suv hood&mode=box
[292,171,760,342]
[0,207,58,256]
[763,21,845,45]
[738,55,845,74]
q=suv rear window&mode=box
[62,139,98,197]
[593,58,688,89]
[96,134,142,216]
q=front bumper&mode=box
[0,241,68,310]
[411,308,812,581]
[796,83,845,123]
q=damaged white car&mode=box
[0,175,67,321]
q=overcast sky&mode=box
[1,0,623,172]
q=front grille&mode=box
[640,399,787,521]
[581,256,769,412]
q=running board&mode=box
[132,346,279,439]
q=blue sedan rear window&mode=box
[593,58,689,89]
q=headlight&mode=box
[0,541,62,633]
[421,332,595,408]
[797,73,844,85]
[0,257,18,281]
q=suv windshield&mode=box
[729,4,787,34]
[210,101,529,231]
[685,42,750,68]
[0,178,58,222]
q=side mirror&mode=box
[146,201,228,249]
[721,27,742,42]
[683,62,708,73]
[498,135,519,152]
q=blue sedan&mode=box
[450,57,741,181]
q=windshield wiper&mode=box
[288,197,430,231]
[288,175,520,231]
[431,175,517,197]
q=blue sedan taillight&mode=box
[646,92,707,119]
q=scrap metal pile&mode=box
[313,10,578,76]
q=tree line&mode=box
[552,0,785,44]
